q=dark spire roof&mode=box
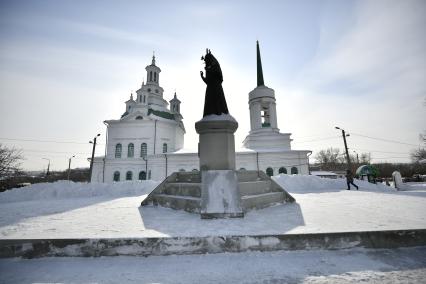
[256,40,265,87]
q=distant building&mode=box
[91,42,311,182]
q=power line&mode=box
[350,133,419,147]
[0,137,105,146]
[295,136,341,143]
[351,148,409,154]
[22,149,92,155]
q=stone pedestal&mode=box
[195,117,238,171]
[195,116,243,218]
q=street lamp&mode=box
[67,155,75,181]
[335,126,351,169]
[42,158,50,177]
[88,133,101,183]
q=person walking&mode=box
[346,169,359,190]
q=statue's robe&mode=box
[202,62,229,117]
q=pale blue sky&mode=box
[0,0,425,170]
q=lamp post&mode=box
[42,158,50,177]
[67,155,75,181]
[335,126,351,169]
[89,133,101,183]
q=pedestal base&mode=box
[200,170,244,219]
[195,117,238,171]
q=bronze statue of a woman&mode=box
[200,49,229,117]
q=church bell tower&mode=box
[243,41,292,150]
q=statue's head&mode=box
[201,49,218,68]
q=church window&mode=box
[115,144,122,158]
[126,171,133,180]
[279,167,287,174]
[147,88,151,93]
[128,143,134,158]
[155,89,159,93]
[163,143,167,153]
[154,72,157,82]
[140,143,147,157]
[149,71,152,82]
[291,167,298,175]
[113,171,120,182]
[266,167,273,177]
[128,106,131,111]
[143,95,146,103]
[135,116,143,120]
[139,171,146,180]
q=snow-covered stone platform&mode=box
[1,176,425,258]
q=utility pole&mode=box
[42,158,50,177]
[68,155,75,181]
[89,133,101,182]
[335,126,351,169]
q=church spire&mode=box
[256,40,264,87]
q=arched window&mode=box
[135,116,143,120]
[179,169,186,172]
[115,144,122,158]
[154,72,157,82]
[291,167,298,175]
[239,168,247,171]
[163,143,167,153]
[266,167,274,177]
[143,95,146,103]
[149,71,152,81]
[139,171,146,180]
[148,170,151,180]
[192,169,198,172]
[140,143,147,157]
[113,171,120,182]
[126,171,133,180]
[128,143,134,158]
[279,167,287,174]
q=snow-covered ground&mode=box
[0,175,425,239]
[1,176,425,283]
[1,247,425,283]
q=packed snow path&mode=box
[0,176,425,239]
[1,247,425,283]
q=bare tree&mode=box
[314,147,345,170]
[410,148,426,163]
[0,144,23,178]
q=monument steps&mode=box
[142,170,295,217]
[152,194,201,213]
[164,183,201,197]
[239,180,272,195]
[241,192,284,210]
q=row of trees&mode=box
[0,143,89,192]
[314,147,426,178]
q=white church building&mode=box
[91,42,311,182]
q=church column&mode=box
[269,102,278,129]
[252,102,262,130]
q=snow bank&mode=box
[273,174,394,194]
[0,180,160,203]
